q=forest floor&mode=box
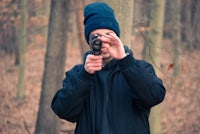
[0,38,200,134]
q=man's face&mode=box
[90,29,116,61]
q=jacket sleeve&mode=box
[51,65,93,122]
[118,54,166,110]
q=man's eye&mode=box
[106,32,113,35]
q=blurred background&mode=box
[0,0,199,134]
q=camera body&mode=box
[89,34,102,55]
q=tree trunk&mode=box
[191,0,200,48]
[75,0,89,57]
[143,0,166,134]
[17,0,28,99]
[181,0,193,50]
[43,0,51,37]
[34,0,70,133]
[98,0,134,47]
[172,0,181,79]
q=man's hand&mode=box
[84,55,103,74]
[99,32,126,60]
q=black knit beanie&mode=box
[84,2,120,44]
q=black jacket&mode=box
[51,46,166,134]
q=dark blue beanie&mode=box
[84,2,120,44]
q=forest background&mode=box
[0,0,200,134]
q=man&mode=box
[51,2,166,134]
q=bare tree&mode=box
[75,0,89,57]
[191,0,200,48]
[98,0,134,47]
[143,0,166,134]
[17,0,28,99]
[172,0,182,80]
[34,0,70,133]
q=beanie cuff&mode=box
[84,17,120,44]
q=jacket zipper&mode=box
[106,72,113,134]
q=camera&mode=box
[89,34,102,55]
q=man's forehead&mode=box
[90,29,114,35]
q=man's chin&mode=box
[102,55,113,61]
[101,53,109,58]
